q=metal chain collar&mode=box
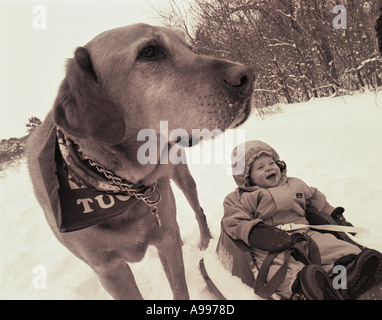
[75,145,162,227]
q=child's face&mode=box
[249,155,281,188]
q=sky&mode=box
[0,0,173,139]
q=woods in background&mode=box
[0,117,41,171]
[158,0,382,109]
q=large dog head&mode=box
[53,23,254,147]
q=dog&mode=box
[26,23,254,300]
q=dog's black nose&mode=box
[224,64,254,92]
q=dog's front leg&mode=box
[157,231,190,300]
[171,163,212,250]
[92,258,143,300]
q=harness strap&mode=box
[254,249,293,299]
[254,234,321,300]
[277,223,368,234]
[292,236,321,265]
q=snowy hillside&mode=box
[1,91,382,300]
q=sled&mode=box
[200,207,382,300]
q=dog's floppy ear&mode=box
[53,47,125,144]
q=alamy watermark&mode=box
[32,265,47,290]
[332,265,347,290]
[32,5,47,30]
[136,121,246,175]
[32,4,347,31]
[333,5,347,30]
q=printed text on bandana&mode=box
[77,194,131,213]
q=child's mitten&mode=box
[331,207,353,227]
[248,223,292,252]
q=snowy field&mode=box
[1,91,382,300]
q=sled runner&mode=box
[200,207,382,300]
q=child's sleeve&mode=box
[222,190,263,246]
[304,183,335,216]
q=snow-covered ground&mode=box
[1,91,382,300]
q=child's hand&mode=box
[248,223,292,252]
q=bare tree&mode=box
[157,0,382,108]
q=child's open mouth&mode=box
[266,173,276,180]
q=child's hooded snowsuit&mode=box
[222,140,361,299]
[223,140,335,245]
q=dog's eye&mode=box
[140,45,160,59]
[187,44,195,52]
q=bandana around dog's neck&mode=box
[54,129,161,232]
